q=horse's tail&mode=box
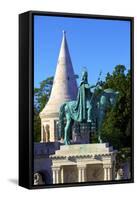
[58,103,66,139]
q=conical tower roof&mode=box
[40,31,78,117]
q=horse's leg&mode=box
[97,118,101,143]
[98,132,102,143]
[97,117,103,143]
[68,119,74,142]
[64,114,73,145]
[87,106,92,122]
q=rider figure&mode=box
[75,70,97,122]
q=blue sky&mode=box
[34,15,130,88]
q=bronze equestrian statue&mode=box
[59,70,119,145]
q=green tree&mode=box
[100,65,131,150]
[34,107,41,142]
[34,76,53,142]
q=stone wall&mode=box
[34,142,60,184]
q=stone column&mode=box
[103,165,112,181]
[104,167,107,181]
[45,124,50,142]
[60,167,64,183]
[107,167,111,180]
[112,161,116,180]
[77,165,87,182]
[52,167,60,184]
[50,119,55,142]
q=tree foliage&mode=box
[34,77,53,142]
[100,65,132,150]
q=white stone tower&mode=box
[40,31,78,142]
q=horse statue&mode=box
[96,88,119,143]
[59,70,119,145]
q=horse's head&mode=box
[98,88,119,108]
[103,88,119,106]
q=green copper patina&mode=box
[96,88,119,143]
[74,70,96,122]
[59,70,119,145]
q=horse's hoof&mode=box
[64,140,68,145]
[64,140,71,145]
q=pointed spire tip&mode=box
[62,30,66,36]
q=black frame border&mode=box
[19,10,134,189]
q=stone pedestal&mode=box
[72,123,91,144]
[50,143,117,184]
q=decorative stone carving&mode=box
[33,172,45,185]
